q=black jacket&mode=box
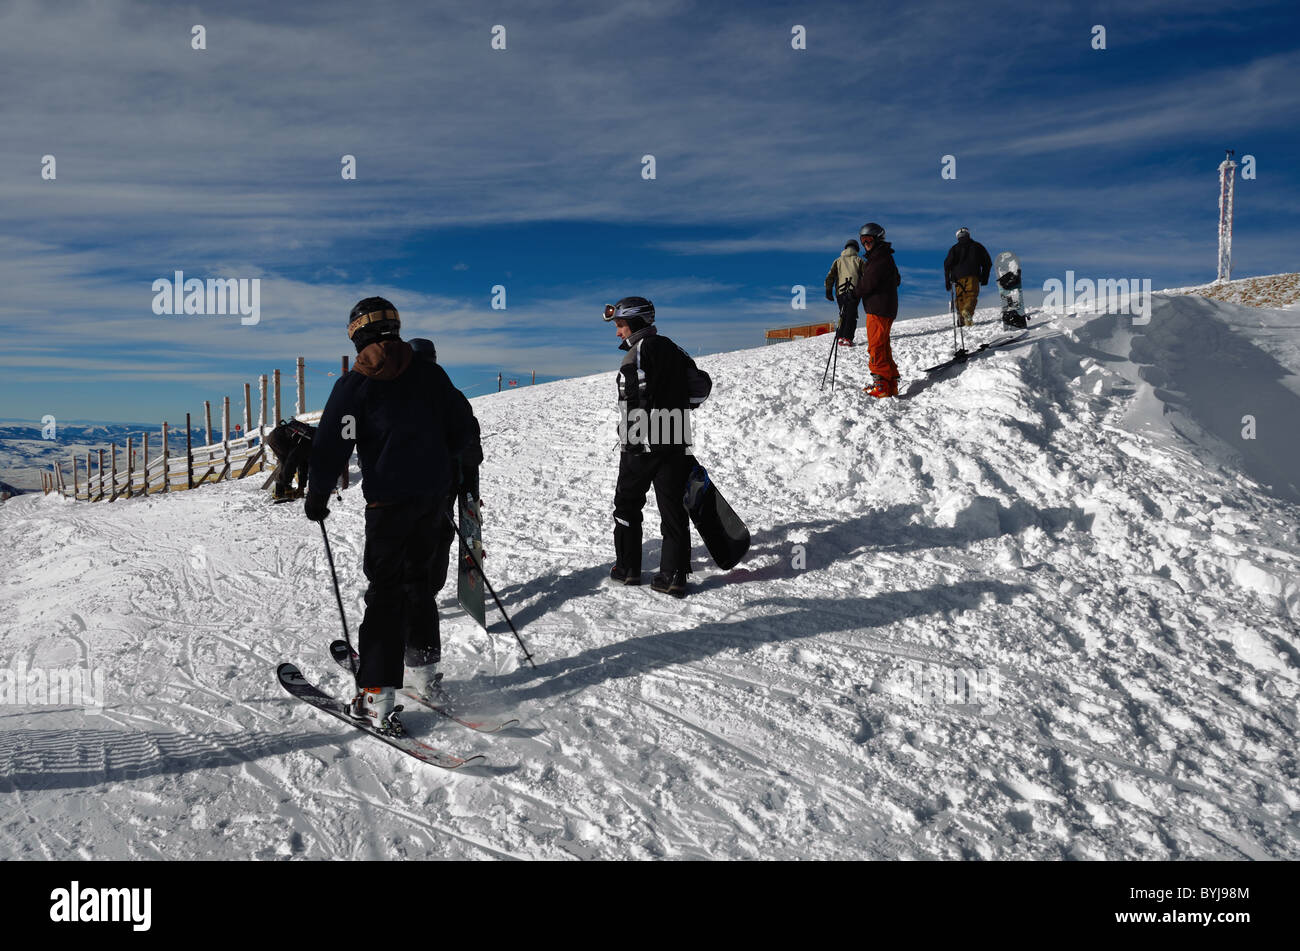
[858,240,900,320]
[617,326,711,453]
[944,237,992,287]
[411,341,483,498]
[307,339,478,504]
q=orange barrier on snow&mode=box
[765,322,833,344]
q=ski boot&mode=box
[609,565,642,585]
[1001,310,1027,329]
[345,686,405,735]
[406,662,443,701]
[863,376,898,398]
[836,338,855,347]
[650,569,688,599]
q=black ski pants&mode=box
[614,449,691,576]
[836,293,859,342]
[357,495,446,687]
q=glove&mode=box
[303,492,330,522]
[825,290,834,301]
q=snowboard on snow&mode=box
[457,493,488,630]
[994,251,1028,329]
[683,456,750,571]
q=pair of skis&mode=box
[923,330,1030,375]
[277,641,518,771]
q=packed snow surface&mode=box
[2,294,1298,860]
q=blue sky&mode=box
[1,0,1298,424]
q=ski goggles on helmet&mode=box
[603,304,618,321]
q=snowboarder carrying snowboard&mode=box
[824,239,865,346]
[943,227,992,327]
[604,296,712,597]
[856,223,902,398]
[265,418,317,501]
[303,298,480,733]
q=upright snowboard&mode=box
[457,493,487,630]
[994,251,1028,329]
[683,456,750,571]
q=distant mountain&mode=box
[0,421,193,491]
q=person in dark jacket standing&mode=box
[303,298,478,733]
[605,296,712,598]
[824,239,865,346]
[943,227,993,327]
[857,223,902,398]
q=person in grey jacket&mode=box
[825,239,865,345]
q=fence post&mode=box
[296,357,305,416]
[126,436,134,498]
[532,370,536,385]
[142,433,150,495]
[259,374,268,431]
[186,413,194,490]
[56,460,66,496]
[243,382,252,435]
[498,372,503,392]
[204,400,212,447]
[222,396,231,481]
[73,455,80,499]
[274,369,282,424]
[162,422,170,493]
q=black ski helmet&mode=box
[602,296,655,325]
[844,239,861,252]
[409,337,436,362]
[859,222,885,241]
[955,227,970,239]
[348,297,401,351]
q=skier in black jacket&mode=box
[943,227,992,327]
[304,298,478,733]
[605,296,711,598]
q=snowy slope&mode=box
[2,296,1298,860]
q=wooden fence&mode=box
[42,357,337,502]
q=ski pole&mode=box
[319,521,358,684]
[821,319,839,390]
[445,507,537,670]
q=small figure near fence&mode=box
[265,418,317,502]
